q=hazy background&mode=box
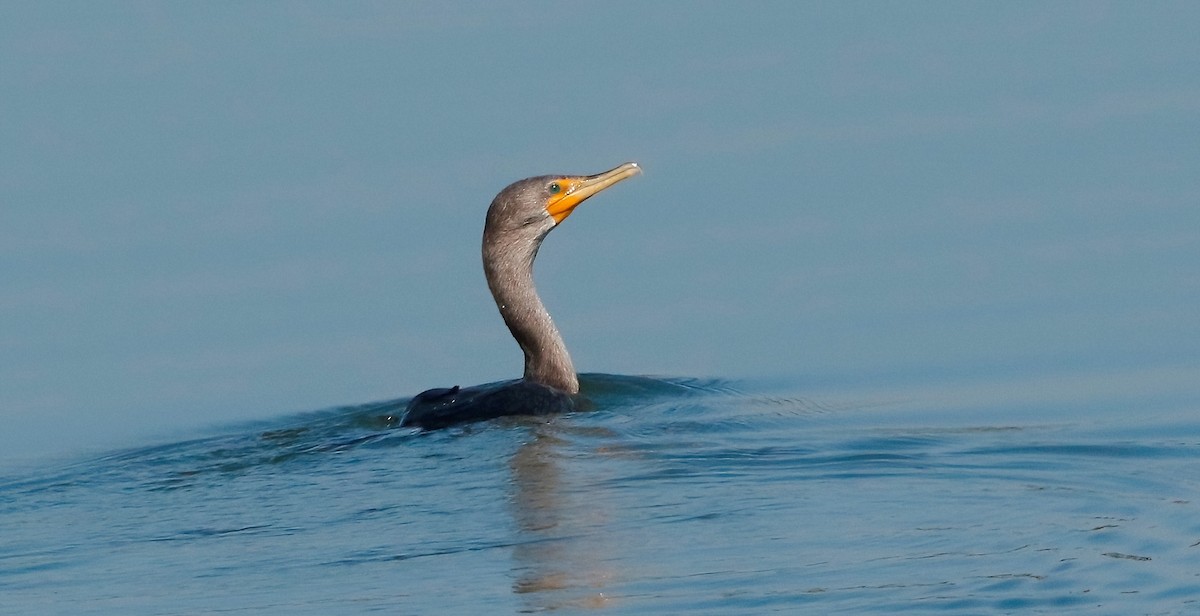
[3,1,1197,462]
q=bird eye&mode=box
[548,182,561,194]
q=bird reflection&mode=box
[508,424,617,610]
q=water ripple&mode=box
[2,374,1198,614]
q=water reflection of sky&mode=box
[2,3,1197,460]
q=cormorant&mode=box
[400,162,641,429]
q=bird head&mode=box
[484,162,642,242]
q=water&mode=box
[3,371,1199,614]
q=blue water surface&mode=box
[3,369,1198,614]
[4,4,1199,613]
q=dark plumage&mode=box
[401,162,641,429]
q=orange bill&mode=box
[546,162,641,224]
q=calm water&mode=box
[3,371,1198,614]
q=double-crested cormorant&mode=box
[401,162,641,429]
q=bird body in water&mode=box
[401,162,641,429]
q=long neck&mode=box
[482,231,579,394]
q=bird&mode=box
[400,162,641,429]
